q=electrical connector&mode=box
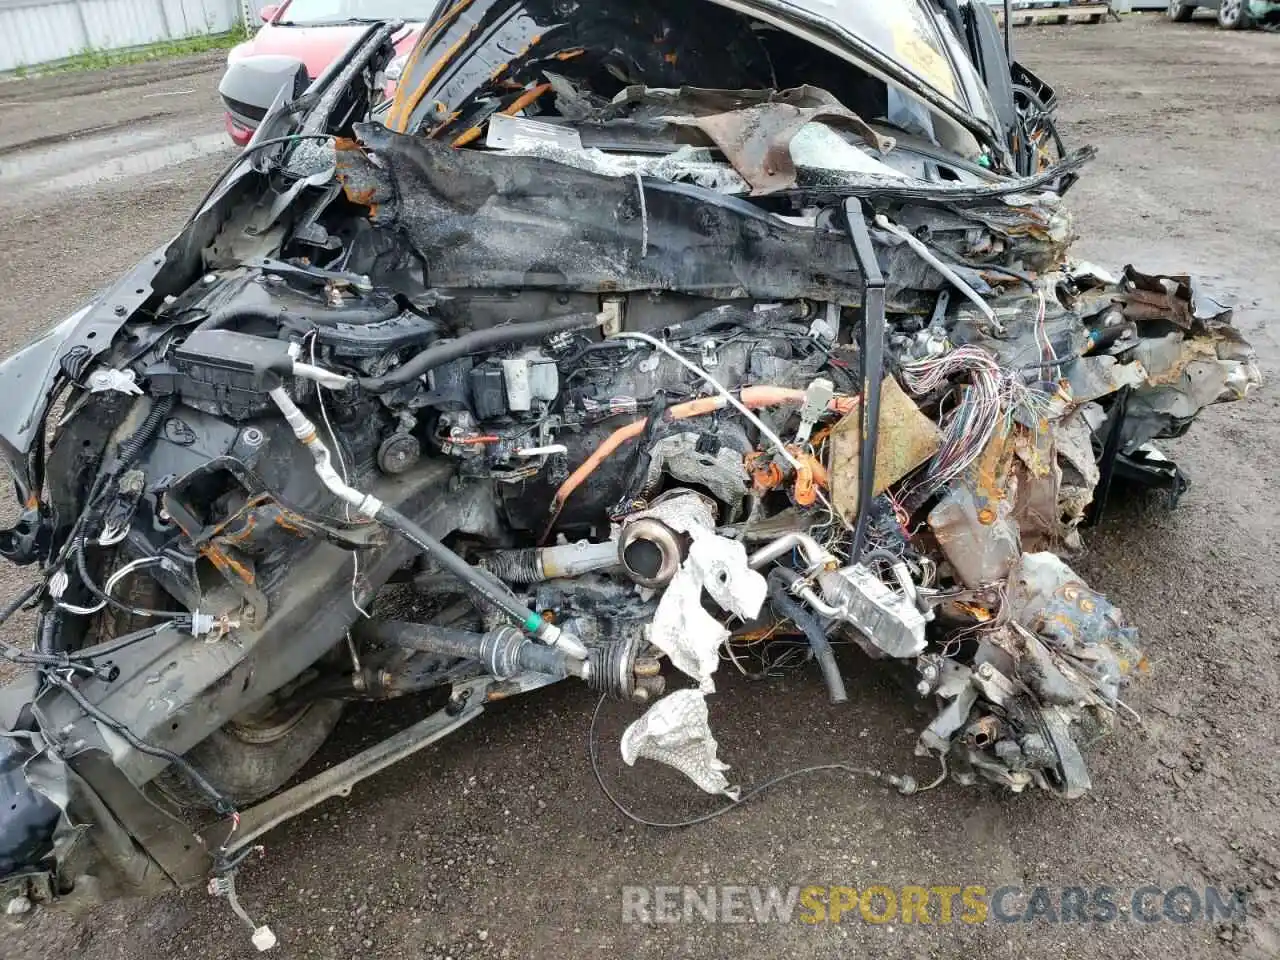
[795,378,835,445]
[189,611,240,638]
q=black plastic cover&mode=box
[0,736,58,877]
[469,364,507,420]
[352,123,866,303]
[173,330,293,391]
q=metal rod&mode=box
[223,678,488,855]
[843,199,886,562]
[1004,0,1014,62]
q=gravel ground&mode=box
[2,15,1278,960]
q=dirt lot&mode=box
[2,14,1278,960]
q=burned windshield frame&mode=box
[401,0,1006,164]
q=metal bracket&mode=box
[842,198,887,560]
[86,368,143,396]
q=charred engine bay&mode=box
[0,0,1264,927]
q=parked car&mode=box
[1167,0,1280,28]
[221,0,422,144]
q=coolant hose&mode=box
[768,569,848,705]
[358,313,600,393]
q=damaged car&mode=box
[0,0,1259,944]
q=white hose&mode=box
[269,387,384,519]
[292,361,355,390]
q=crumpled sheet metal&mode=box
[1009,410,1098,552]
[1063,355,1148,405]
[928,429,1021,588]
[611,83,896,151]
[484,140,752,195]
[610,85,893,196]
[946,268,1258,445]
[621,689,739,799]
[0,729,174,907]
[1048,409,1100,547]
[665,100,893,195]
[1008,552,1144,704]
[1124,332,1262,449]
[1114,265,1236,332]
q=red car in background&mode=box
[222,0,422,145]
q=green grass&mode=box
[11,24,249,77]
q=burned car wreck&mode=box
[0,0,1261,943]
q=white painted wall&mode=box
[0,0,263,71]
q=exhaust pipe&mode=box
[617,517,685,588]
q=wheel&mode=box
[84,548,344,810]
[156,698,344,808]
[1217,0,1253,28]
[1167,1,1195,21]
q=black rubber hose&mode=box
[860,548,903,571]
[664,302,807,341]
[768,569,848,705]
[357,313,599,393]
[375,504,545,636]
[208,299,401,332]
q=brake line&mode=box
[587,695,946,828]
[268,385,586,657]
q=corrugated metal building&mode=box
[0,0,251,72]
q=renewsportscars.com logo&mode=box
[620,885,1248,926]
